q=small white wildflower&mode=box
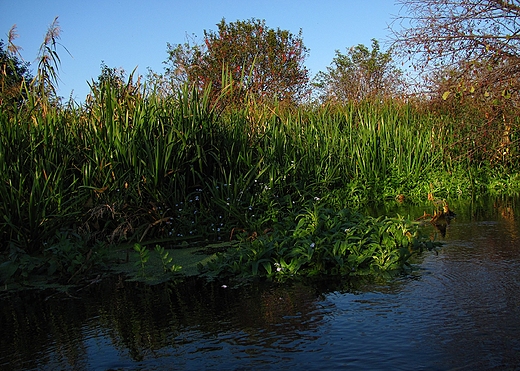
[310,242,316,248]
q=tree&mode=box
[164,18,310,105]
[0,27,32,109]
[85,63,142,122]
[391,0,520,101]
[392,0,520,164]
[313,39,404,103]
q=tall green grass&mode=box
[0,80,461,254]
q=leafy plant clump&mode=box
[201,204,441,282]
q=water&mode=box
[1,198,520,370]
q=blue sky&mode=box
[1,0,402,101]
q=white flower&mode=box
[310,242,316,248]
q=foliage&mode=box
[392,0,520,112]
[202,204,440,281]
[0,232,108,285]
[127,243,182,282]
[86,62,142,109]
[424,63,520,166]
[393,0,520,71]
[2,17,520,285]
[133,243,150,276]
[313,39,404,102]
[0,33,32,111]
[1,17,70,116]
[164,18,310,106]
[31,16,69,105]
[392,0,520,167]
[1,74,506,259]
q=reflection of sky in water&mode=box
[2,200,520,370]
[83,327,135,371]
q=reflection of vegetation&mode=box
[0,197,518,369]
[0,276,332,368]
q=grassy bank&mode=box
[1,81,518,285]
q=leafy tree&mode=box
[85,63,142,119]
[0,27,32,110]
[313,39,404,103]
[392,0,520,103]
[88,62,140,99]
[392,0,520,164]
[164,18,310,105]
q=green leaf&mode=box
[0,261,19,282]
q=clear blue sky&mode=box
[1,0,402,101]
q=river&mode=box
[1,197,519,370]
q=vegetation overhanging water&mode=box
[1,80,519,288]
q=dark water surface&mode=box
[1,198,520,370]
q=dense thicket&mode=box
[1,12,519,284]
[164,18,310,106]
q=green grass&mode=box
[1,80,518,283]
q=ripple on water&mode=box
[2,203,520,371]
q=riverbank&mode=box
[2,85,519,288]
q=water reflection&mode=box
[0,277,333,370]
[1,197,520,370]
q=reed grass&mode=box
[0,78,483,254]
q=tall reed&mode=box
[1,80,450,253]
